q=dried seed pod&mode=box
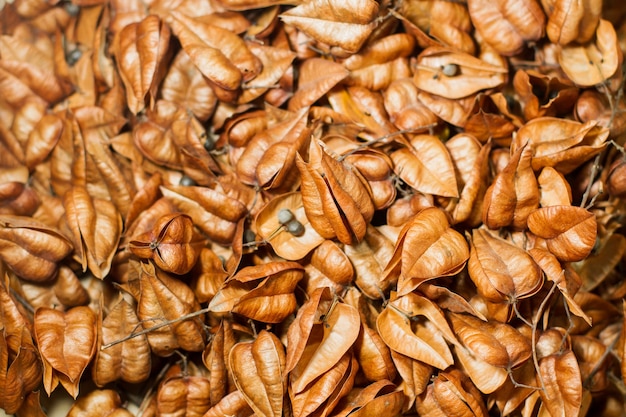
[285,219,305,237]
[277,208,295,225]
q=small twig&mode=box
[583,333,620,390]
[580,153,602,208]
[101,307,210,350]
[531,282,558,393]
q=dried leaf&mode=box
[280,0,379,55]
[391,134,459,198]
[538,350,583,417]
[62,186,122,279]
[34,306,97,398]
[114,15,171,114]
[230,330,286,417]
[0,215,72,282]
[527,206,597,262]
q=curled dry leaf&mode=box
[376,292,457,370]
[209,262,304,323]
[482,143,539,230]
[332,379,404,417]
[468,0,545,56]
[354,323,396,383]
[160,49,217,122]
[527,205,597,262]
[303,240,354,295]
[114,15,171,114]
[230,330,286,417]
[280,0,379,55]
[167,10,262,101]
[92,298,151,387]
[544,0,602,45]
[129,212,205,275]
[0,283,41,414]
[62,186,122,279]
[134,261,205,356]
[34,306,97,399]
[287,289,360,394]
[512,117,609,174]
[383,207,469,295]
[255,192,325,261]
[296,139,375,245]
[344,224,395,299]
[289,351,355,417]
[288,58,348,111]
[559,19,622,86]
[66,389,134,417]
[513,69,579,121]
[468,227,543,303]
[0,215,72,282]
[538,350,583,417]
[414,46,508,99]
[160,183,248,245]
[391,134,459,198]
[156,375,211,417]
[236,107,311,191]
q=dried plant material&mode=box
[62,186,122,279]
[482,143,539,230]
[538,350,583,417]
[230,330,286,417]
[134,261,205,356]
[156,375,211,417]
[538,167,572,207]
[114,15,171,114]
[391,134,459,198]
[160,184,247,245]
[288,58,348,111]
[544,0,602,45]
[255,192,325,260]
[92,298,151,387]
[377,292,457,370]
[160,50,217,122]
[0,288,41,414]
[354,323,396,382]
[468,0,545,56]
[280,0,379,55]
[167,10,262,101]
[559,19,622,86]
[5,1,626,415]
[240,42,296,104]
[344,224,394,299]
[383,207,469,295]
[236,107,311,190]
[527,205,597,262]
[129,212,204,275]
[303,240,354,294]
[287,289,360,394]
[203,389,253,417]
[0,215,72,282]
[66,389,134,417]
[289,351,354,417]
[296,140,375,244]
[384,78,439,132]
[468,228,543,303]
[34,306,97,398]
[513,117,609,174]
[513,70,579,120]
[414,46,508,99]
[416,369,489,417]
[209,262,303,323]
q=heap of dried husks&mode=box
[2,0,626,415]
